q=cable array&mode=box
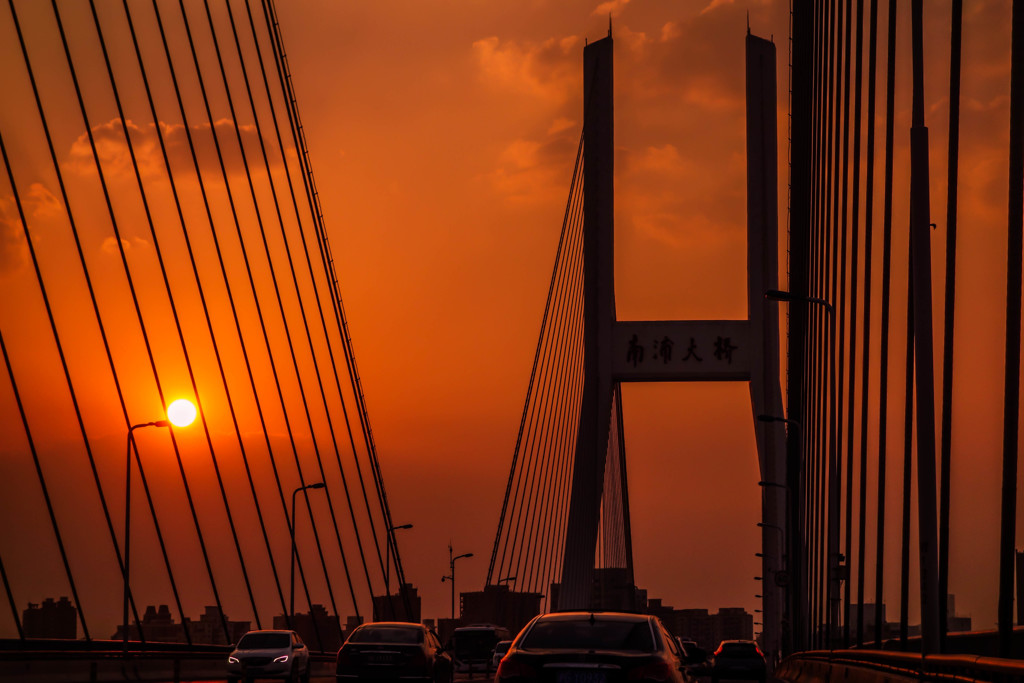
[790,0,1019,653]
[0,0,402,650]
[486,134,587,605]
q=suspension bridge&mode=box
[0,1,1023,682]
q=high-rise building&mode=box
[273,604,343,652]
[459,584,543,635]
[22,597,76,639]
[372,584,422,623]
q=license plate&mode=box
[556,670,606,683]
[367,653,398,665]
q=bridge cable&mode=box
[147,0,331,642]
[512,158,586,590]
[525,157,586,594]
[48,0,237,644]
[259,0,400,611]
[73,0,267,633]
[261,0,399,592]
[195,0,363,620]
[937,0,963,647]
[488,132,583,584]
[899,252,914,645]
[873,0,898,649]
[225,0,381,616]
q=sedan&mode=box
[495,611,694,683]
[227,629,311,682]
[336,621,453,683]
[710,640,766,683]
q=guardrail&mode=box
[775,649,1024,683]
[0,640,337,682]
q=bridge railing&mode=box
[775,649,1024,683]
[0,639,336,683]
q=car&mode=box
[227,629,311,682]
[710,640,766,683]
[490,639,512,671]
[450,623,513,674]
[336,621,453,683]
[676,639,709,676]
[495,611,695,683]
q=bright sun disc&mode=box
[167,399,197,427]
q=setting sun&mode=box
[166,399,197,428]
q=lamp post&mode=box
[765,290,833,653]
[441,544,473,621]
[290,482,326,622]
[123,399,196,656]
[385,523,413,596]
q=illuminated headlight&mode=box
[228,656,239,663]
[274,655,290,663]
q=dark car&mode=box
[495,611,694,683]
[676,639,709,677]
[710,640,766,683]
[336,621,453,683]
[227,629,311,683]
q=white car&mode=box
[490,640,512,671]
[227,629,311,682]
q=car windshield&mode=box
[520,619,654,652]
[349,626,424,644]
[237,632,290,650]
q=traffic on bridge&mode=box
[0,1,1023,682]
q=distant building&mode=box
[113,605,249,645]
[372,584,422,623]
[273,604,343,652]
[549,568,646,613]
[22,597,76,639]
[848,603,885,641]
[343,614,364,641]
[113,604,185,643]
[189,605,249,645]
[460,584,543,635]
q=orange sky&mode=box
[0,0,1021,640]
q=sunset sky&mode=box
[0,0,1021,640]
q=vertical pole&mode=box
[789,0,814,653]
[909,0,941,655]
[559,30,615,611]
[123,427,135,656]
[999,0,1024,659]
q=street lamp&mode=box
[497,575,517,587]
[441,544,473,621]
[290,482,326,622]
[123,399,196,656]
[385,523,414,596]
[764,289,834,314]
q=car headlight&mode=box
[274,655,290,663]
[228,656,239,663]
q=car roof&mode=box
[534,611,652,623]
[242,629,294,635]
[357,621,425,629]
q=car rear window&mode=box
[237,632,290,649]
[720,642,760,656]
[349,626,424,644]
[520,619,654,652]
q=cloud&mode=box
[487,133,577,205]
[660,21,682,42]
[0,197,26,273]
[593,0,630,17]
[65,117,285,181]
[472,36,578,106]
[100,235,150,256]
[547,117,576,135]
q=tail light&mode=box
[336,646,353,670]
[409,649,428,667]
[496,655,535,680]
[627,659,675,682]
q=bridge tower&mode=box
[557,30,789,658]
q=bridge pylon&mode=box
[555,29,789,661]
